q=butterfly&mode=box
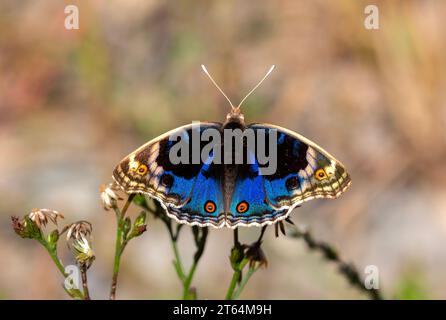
[113,65,351,229]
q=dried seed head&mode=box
[65,221,92,242]
[28,209,64,229]
[100,182,123,210]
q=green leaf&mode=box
[46,229,59,251]
[134,211,147,228]
[133,194,148,209]
[230,245,245,271]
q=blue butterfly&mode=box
[113,66,351,228]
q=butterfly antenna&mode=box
[237,65,275,110]
[201,64,235,110]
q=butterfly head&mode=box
[225,106,245,125]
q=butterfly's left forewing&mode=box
[113,122,225,228]
[227,124,351,227]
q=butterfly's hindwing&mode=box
[227,147,287,227]
[168,155,225,227]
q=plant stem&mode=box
[169,229,203,300]
[46,244,67,277]
[171,240,186,281]
[133,196,208,300]
[288,224,384,300]
[183,261,198,299]
[37,237,67,278]
[225,270,241,300]
[38,237,88,299]
[109,194,135,300]
[225,258,248,300]
[80,265,90,300]
[110,219,122,300]
[233,265,258,300]
[225,227,267,300]
[226,229,241,300]
[167,225,207,299]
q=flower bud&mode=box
[128,211,147,239]
[11,216,42,240]
[47,229,59,245]
[122,217,131,240]
[134,211,146,228]
[230,244,245,270]
[100,183,123,210]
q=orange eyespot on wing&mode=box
[315,168,327,180]
[204,200,216,213]
[236,201,249,213]
[137,164,148,175]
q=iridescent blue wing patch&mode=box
[113,122,225,228]
[168,154,224,227]
[227,148,287,227]
[227,124,351,228]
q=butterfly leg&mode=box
[274,221,285,238]
[274,218,296,238]
[243,226,268,269]
[233,228,240,247]
[257,225,267,243]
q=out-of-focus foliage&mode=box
[1,0,446,299]
[394,266,430,300]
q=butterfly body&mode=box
[113,107,351,228]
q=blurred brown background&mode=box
[1,0,446,299]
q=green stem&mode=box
[134,196,206,299]
[233,266,259,299]
[225,270,241,300]
[225,259,249,300]
[109,194,135,300]
[110,221,122,300]
[38,238,87,299]
[183,261,198,300]
[47,245,67,277]
[171,240,186,281]
[170,233,198,299]
[37,237,67,277]
[168,226,207,300]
